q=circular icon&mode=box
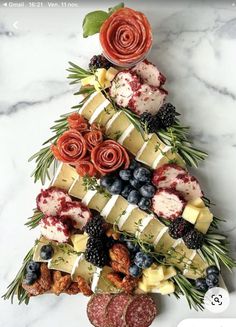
[204,287,230,313]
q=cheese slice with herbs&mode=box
[92,266,121,294]
[153,149,186,169]
[68,176,86,199]
[118,125,146,155]
[72,254,96,282]
[51,163,78,191]
[89,100,116,126]
[138,216,166,244]
[154,229,176,253]
[183,252,208,279]
[101,195,129,224]
[79,91,107,120]
[47,243,79,274]
[119,206,148,234]
[105,111,131,140]
[33,237,51,263]
[82,190,110,212]
[167,241,195,271]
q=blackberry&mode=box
[85,237,108,268]
[85,215,105,238]
[86,237,104,252]
[156,103,177,128]
[168,218,192,239]
[89,54,112,71]
[183,229,204,249]
[140,112,161,133]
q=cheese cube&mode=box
[71,233,88,252]
[51,163,78,191]
[195,207,213,234]
[138,280,151,293]
[182,204,201,224]
[119,125,146,156]
[143,264,166,284]
[101,195,129,224]
[189,198,205,208]
[95,68,107,85]
[81,75,95,86]
[69,176,87,199]
[156,280,175,295]
[80,91,106,120]
[106,111,131,140]
[106,67,119,81]
[164,266,177,280]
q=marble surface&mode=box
[0,1,236,326]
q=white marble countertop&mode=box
[0,1,236,326]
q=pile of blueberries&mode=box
[120,235,154,278]
[100,160,156,211]
[195,265,220,292]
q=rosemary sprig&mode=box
[67,61,93,85]
[172,274,205,311]
[25,210,44,229]
[2,247,34,305]
[200,233,236,271]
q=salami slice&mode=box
[106,293,132,327]
[91,140,130,175]
[125,295,157,327]
[76,160,97,177]
[67,112,89,133]
[84,130,103,151]
[87,294,113,327]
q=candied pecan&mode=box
[106,228,120,240]
[22,282,45,297]
[107,272,138,294]
[38,263,52,291]
[66,282,81,295]
[109,243,130,274]
[76,276,93,296]
[107,272,123,289]
[51,271,71,296]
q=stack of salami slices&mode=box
[87,293,157,327]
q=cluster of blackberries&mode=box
[100,160,156,211]
[195,266,220,292]
[24,261,41,285]
[89,54,112,71]
[168,218,204,250]
[140,103,178,133]
[84,215,109,268]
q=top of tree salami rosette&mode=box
[82,3,153,67]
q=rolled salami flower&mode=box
[100,8,152,66]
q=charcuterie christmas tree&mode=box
[3,3,236,326]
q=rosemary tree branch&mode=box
[67,61,92,85]
[25,210,44,229]
[2,247,35,305]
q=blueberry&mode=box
[138,197,151,211]
[206,265,220,276]
[126,241,140,253]
[24,272,38,285]
[134,252,153,269]
[40,244,54,260]
[127,190,141,205]
[121,185,134,198]
[195,278,208,292]
[119,169,132,181]
[129,264,142,278]
[130,178,142,189]
[26,261,40,274]
[108,178,123,194]
[140,184,156,198]
[133,167,151,182]
[206,273,219,288]
[129,159,141,171]
[100,175,114,189]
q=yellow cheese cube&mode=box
[81,75,95,86]
[95,68,107,85]
[138,280,151,293]
[143,264,166,284]
[189,198,205,208]
[69,176,87,199]
[106,67,119,81]
[164,266,177,280]
[182,204,201,224]
[195,207,213,234]
[51,163,78,191]
[157,280,175,295]
[71,233,89,252]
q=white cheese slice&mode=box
[153,149,186,169]
[119,125,146,156]
[91,267,102,293]
[154,229,176,253]
[51,163,78,191]
[120,207,148,234]
[82,190,97,206]
[135,214,154,237]
[105,111,131,140]
[138,217,166,244]
[89,100,115,126]
[117,204,137,230]
[183,252,208,279]
[118,124,134,145]
[69,176,87,199]
[92,266,121,293]
[87,191,110,212]
[72,254,96,283]
[33,237,51,263]
[152,145,171,169]
[79,91,106,120]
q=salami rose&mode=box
[91,140,130,175]
[100,8,152,66]
[67,113,89,133]
[76,160,97,177]
[84,130,103,151]
[51,130,87,164]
